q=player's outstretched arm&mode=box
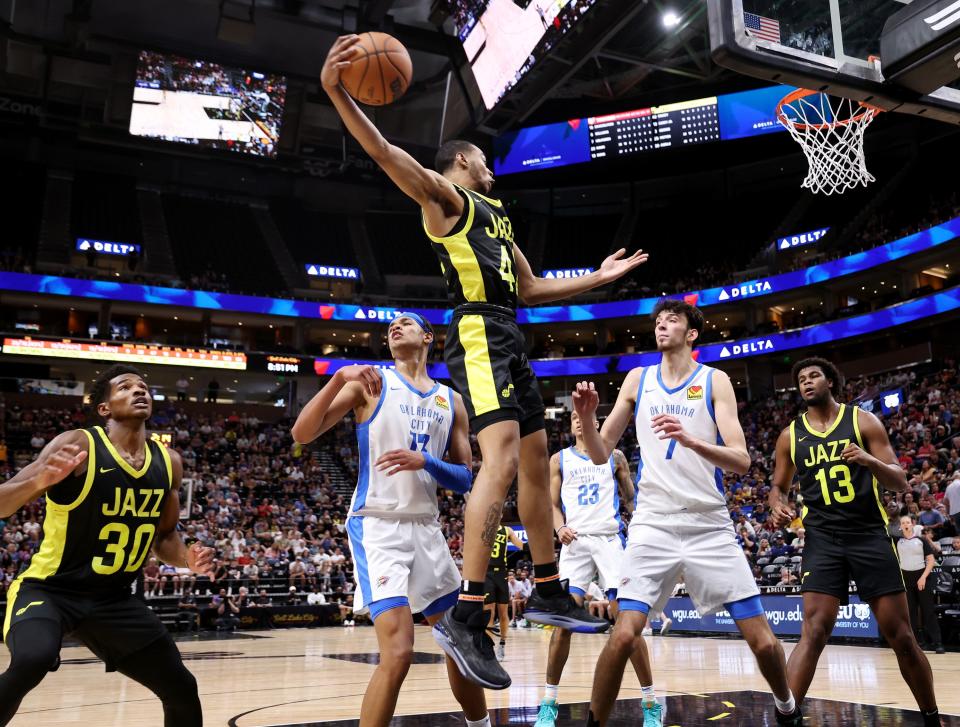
[291,364,379,444]
[153,449,215,578]
[842,408,908,492]
[653,370,751,474]
[320,36,462,220]
[511,244,648,305]
[0,430,88,518]
[613,449,636,515]
[768,427,797,528]
[574,368,641,465]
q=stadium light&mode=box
[662,10,681,28]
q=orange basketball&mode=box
[340,32,412,106]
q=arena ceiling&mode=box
[5,0,738,136]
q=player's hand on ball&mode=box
[651,414,694,447]
[36,442,88,489]
[840,443,872,467]
[376,449,426,476]
[321,34,361,90]
[557,525,578,545]
[573,381,599,418]
[340,364,383,397]
[597,248,649,284]
[187,542,216,579]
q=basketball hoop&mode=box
[776,88,884,196]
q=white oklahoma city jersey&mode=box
[350,368,456,520]
[622,362,757,616]
[634,362,725,514]
[560,447,621,536]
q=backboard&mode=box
[708,0,960,124]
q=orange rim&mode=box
[776,88,884,132]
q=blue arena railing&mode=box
[312,285,960,378]
[3,285,956,374]
[1,215,957,326]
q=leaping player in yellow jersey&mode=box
[322,35,648,689]
[768,357,943,727]
[0,364,214,726]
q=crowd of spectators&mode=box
[1,357,959,636]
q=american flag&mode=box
[744,11,781,44]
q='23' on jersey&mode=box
[559,447,622,536]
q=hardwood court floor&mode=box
[2,625,958,725]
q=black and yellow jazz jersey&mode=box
[791,403,888,534]
[17,426,173,596]
[423,184,519,309]
[488,525,510,572]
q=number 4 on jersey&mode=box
[499,245,516,293]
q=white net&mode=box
[777,91,881,196]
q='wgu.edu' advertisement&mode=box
[656,595,878,640]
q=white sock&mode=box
[774,691,796,714]
[466,716,491,727]
[641,684,655,706]
[544,683,559,702]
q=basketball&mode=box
[340,32,412,106]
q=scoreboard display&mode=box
[494,84,799,175]
[588,98,721,159]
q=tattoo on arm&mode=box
[480,503,503,546]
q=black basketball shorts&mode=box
[800,527,905,605]
[484,569,510,606]
[444,303,545,436]
[3,580,171,671]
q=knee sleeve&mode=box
[0,620,63,724]
[115,636,202,727]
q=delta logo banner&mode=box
[777,227,830,251]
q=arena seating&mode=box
[162,194,287,296]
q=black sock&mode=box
[586,709,601,727]
[453,580,485,622]
[499,639,506,646]
[921,709,940,727]
[534,562,563,597]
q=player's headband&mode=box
[393,312,428,333]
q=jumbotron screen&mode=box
[449,0,600,110]
[129,51,286,158]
